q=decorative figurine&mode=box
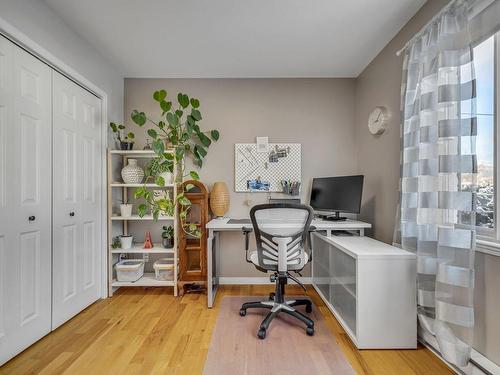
[143,231,153,249]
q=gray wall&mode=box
[0,0,124,126]
[124,78,358,276]
[353,0,500,366]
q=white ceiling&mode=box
[44,0,425,78]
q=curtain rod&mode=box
[396,0,460,56]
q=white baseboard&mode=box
[219,277,312,285]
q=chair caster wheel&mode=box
[239,309,247,317]
[306,327,314,336]
[258,328,266,339]
[305,304,312,313]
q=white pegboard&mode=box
[234,143,301,192]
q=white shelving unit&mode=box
[107,149,179,296]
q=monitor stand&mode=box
[318,212,347,221]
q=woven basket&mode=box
[210,182,230,217]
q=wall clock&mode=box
[368,106,389,135]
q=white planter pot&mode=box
[159,171,173,185]
[119,235,134,249]
[120,204,133,217]
[121,159,144,184]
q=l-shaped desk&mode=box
[205,217,372,308]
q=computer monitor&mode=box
[309,175,364,221]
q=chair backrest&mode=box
[250,203,314,272]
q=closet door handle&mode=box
[69,211,75,217]
[28,215,36,222]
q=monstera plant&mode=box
[131,90,219,236]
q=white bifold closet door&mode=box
[0,35,53,364]
[52,71,102,329]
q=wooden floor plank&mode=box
[0,285,452,375]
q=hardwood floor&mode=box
[0,285,452,375]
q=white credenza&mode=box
[311,233,417,349]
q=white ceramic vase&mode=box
[121,159,144,184]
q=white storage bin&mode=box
[153,258,174,280]
[116,260,144,282]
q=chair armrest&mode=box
[242,227,253,263]
[307,226,317,261]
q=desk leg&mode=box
[360,229,365,237]
[207,229,219,308]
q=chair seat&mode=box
[249,250,308,270]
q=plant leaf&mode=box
[131,110,147,126]
[147,129,157,139]
[197,132,211,147]
[191,109,202,121]
[190,98,200,108]
[194,144,207,158]
[153,89,167,102]
[210,129,220,141]
[127,132,135,140]
[155,176,165,186]
[178,195,192,206]
[160,100,172,112]
[185,183,195,191]
[138,204,148,217]
[166,112,178,126]
[178,93,189,108]
[152,139,164,155]
[175,147,184,161]
[109,122,118,132]
[134,187,146,199]
[175,109,183,118]
[189,170,200,180]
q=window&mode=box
[472,34,497,232]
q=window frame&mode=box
[476,32,500,254]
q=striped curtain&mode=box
[396,0,477,367]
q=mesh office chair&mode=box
[240,203,316,339]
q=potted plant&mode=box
[131,90,219,236]
[119,200,133,218]
[146,157,173,186]
[109,122,135,150]
[161,225,174,248]
[119,234,134,249]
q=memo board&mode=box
[234,143,301,192]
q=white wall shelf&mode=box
[109,149,174,155]
[110,183,174,188]
[111,273,175,287]
[110,215,174,221]
[110,244,175,254]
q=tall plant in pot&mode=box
[131,89,219,236]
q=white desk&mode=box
[205,217,371,308]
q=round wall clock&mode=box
[368,106,389,135]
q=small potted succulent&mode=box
[161,225,174,249]
[109,122,135,150]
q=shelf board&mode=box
[109,149,174,155]
[110,215,174,221]
[112,272,175,287]
[110,243,175,254]
[110,183,174,188]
